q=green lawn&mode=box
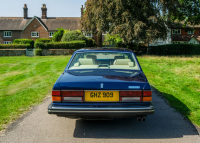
[0,56,199,130]
[0,56,71,130]
[138,56,200,127]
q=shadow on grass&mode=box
[73,87,198,139]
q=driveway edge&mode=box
[151,86,200,136]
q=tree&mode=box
[52,28,65,42]
[81,0,200,44]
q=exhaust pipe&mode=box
[142,117,146,122]
[137,117,142,121]
[137,116,146,122]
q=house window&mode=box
[188,30,195,35]
[49,32,54,37]
[172,29,181,34]
[4,31,12,37]
[84,32,93,38]
[4,41,12,44]
[31,32,39,37]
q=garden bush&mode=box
[52,28,65,42]
[149,44,200,55]
[0,44,31,49]
[35,48,43,56]
[61,30,96,47]
[13,39,34,48]
[35,40,86,49]
[35,38,52,43]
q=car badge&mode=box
[101,83,104,88]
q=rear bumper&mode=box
[48,102,154,118]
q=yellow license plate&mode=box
[85,91,119,102]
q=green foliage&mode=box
[35,48,43,56]
[85,38,96,47]
[35,41,86,49]
[35,38,52,43]
[0,44,31,49]
[13,39,34,48]
[52,28,65,42]
[61,30,84,41]
[0,56,71,130]
[149,44,200,55]
[138,56,200,127]
[104,34,123,47]
[61,30,96,47]
[82,0,200,43]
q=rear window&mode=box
[68,52,140,70]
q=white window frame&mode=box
[83,32,93,38]
[4,41,12,44]
[188,30,195,35]
[4,31,12,37]
[172,29,181,34]
[31,31,39,37]
[49,32,54,37]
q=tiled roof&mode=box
[0,17,81,31]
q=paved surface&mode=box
[0,89,199,143]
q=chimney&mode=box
[23,4,28,19]
[81,5,84,17]
[41,4,47,19]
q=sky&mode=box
[0,0,86,17]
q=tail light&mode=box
[120,91,142,102]
[52,90,61,102]
[143,90,152,102]
[119,90,152,102]
[61,90,84,102]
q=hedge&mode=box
[35,38,52,43]
[35,40,86,49]
[13,39,34,48]
[0,44,32,49]
[149,44,200,55]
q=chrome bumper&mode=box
[48,103,154,118]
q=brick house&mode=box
[150,22,200,46]
[0,4,94,44]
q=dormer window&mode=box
[4,31,12,37]
[172,29,181,34]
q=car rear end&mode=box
[48,49,154,119]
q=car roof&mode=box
[75,48,133,53]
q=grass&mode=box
[0,56,70,130]
[138,56,200,127]
[0,55,199,130]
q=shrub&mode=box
[149,44,200,55]
[52,28,65,42]
[13,39,34,48]
[61,30,96,47]
[35,38,51,43]
[35,40,86,49]
[85,38,96,47]
[61,30,84,42]
[35,48,43,56]
[0,44,31,49]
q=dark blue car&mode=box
[48,48,154,121]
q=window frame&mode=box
[4,31,12,37]
[188,30,195,35]
[31,31,39,37]
[49,32,54,37]
[83,32,93,38]
[172,29,181,34]
[4,41,12,44]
